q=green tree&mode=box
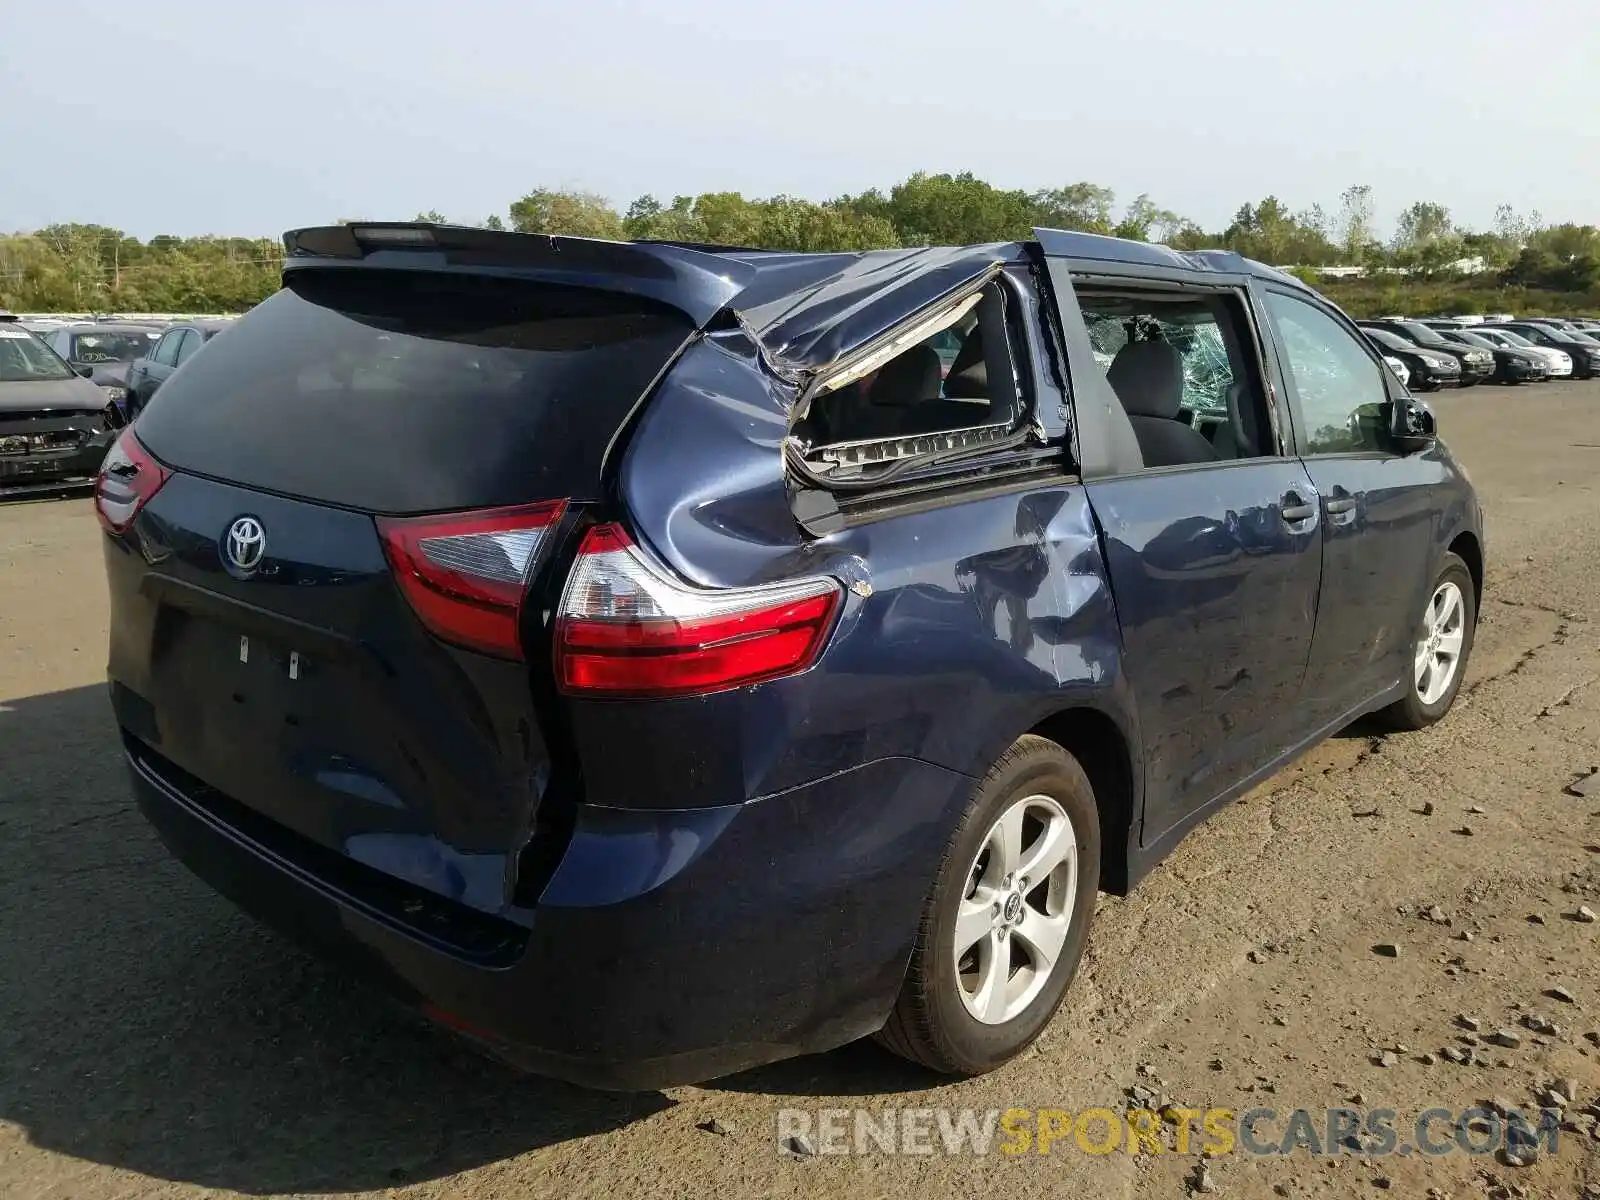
[1114,194,1186,243]
[1223,197,1336,265]
[1392,201,1464,277]
[1029,183,1116,234]
[1528,222,1600,263]
[868,172,1037,245]
[507,189,625,239]
[1331,185,1376,263]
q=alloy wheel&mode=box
[1415,580,1466,706]
[953,794,1078,1025]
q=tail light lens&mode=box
[377,500,568,660]
[555,523,841,698]
[95,429,171,533]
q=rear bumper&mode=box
[126,732,970,1089]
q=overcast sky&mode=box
[4,0,1597,240]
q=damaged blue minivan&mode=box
[102,223,1483,1088]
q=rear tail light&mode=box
[555,524,841,698]
[95,429,171,533]
[377,500,568,660]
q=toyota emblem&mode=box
[223,516,267,575]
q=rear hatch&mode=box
[107,248,719,919]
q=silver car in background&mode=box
[1468,327,1572,377]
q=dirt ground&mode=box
[3,382,1600,1200]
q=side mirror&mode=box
[74,364,95,378]
[1388,395,1436,453]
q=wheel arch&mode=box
[1446,529,1483,612]
[1026,705,1140,896]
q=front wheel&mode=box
[877,735,1100,1075]
[1379,552,1476,731]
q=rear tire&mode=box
[1379,552,1476,732]
[877,735,1100,1076]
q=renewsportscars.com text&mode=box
[775,1106,1564,1158]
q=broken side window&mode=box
[787,281,1030,486]
[1079,290,1276,467]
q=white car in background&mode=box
[1468,327,1572,377]
[1383,355,1411,387]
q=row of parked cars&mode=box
[1360,314,1600,391]
[0,311,232,494]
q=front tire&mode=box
[1380,552,1476,731]
[877,735,1100,1075]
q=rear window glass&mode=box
[71,331,157,362]
[134,270,694,513]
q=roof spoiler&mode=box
[281,223,757,328]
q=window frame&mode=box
[784,266,1077,534]
[1054,269,1294,481]
[1256,284,1403,461]
[174,329,203,365]
[1076,285,1285,463]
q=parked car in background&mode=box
[101,222,1481,1088]
[41,323,162,419]
[1359,320,1494,386]
[0,316,122,494]
[1481,322,1600,379]
[1464,326,1573,378]
[1429,327,1546,384]
[1383,355,1411,388]
[124,319,232,417]
[1519,317,1585,332]
[1359,326,1464,391]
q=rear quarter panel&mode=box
[599,329,1138,812]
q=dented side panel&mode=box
[598,332,1137,818]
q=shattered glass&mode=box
[1084,313,1234,413]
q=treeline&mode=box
[0,226,282,313]
[6,174,1599,316]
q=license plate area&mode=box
[163,612,323,742]
[149,605,379,851]
[0,456,79,479]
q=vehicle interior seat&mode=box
[1106,340,1220,468]
[943,328,988,399]
[1208,380,1249,459]
[816,343,944,443]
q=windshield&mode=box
[1488,329,1534,347]
[1397,321,1449,345]
[1518,325,1598,346]
[1362,328,1407,351]
[1450,332,1496,350]
[0,329,74,383]
[69,331,156,363]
